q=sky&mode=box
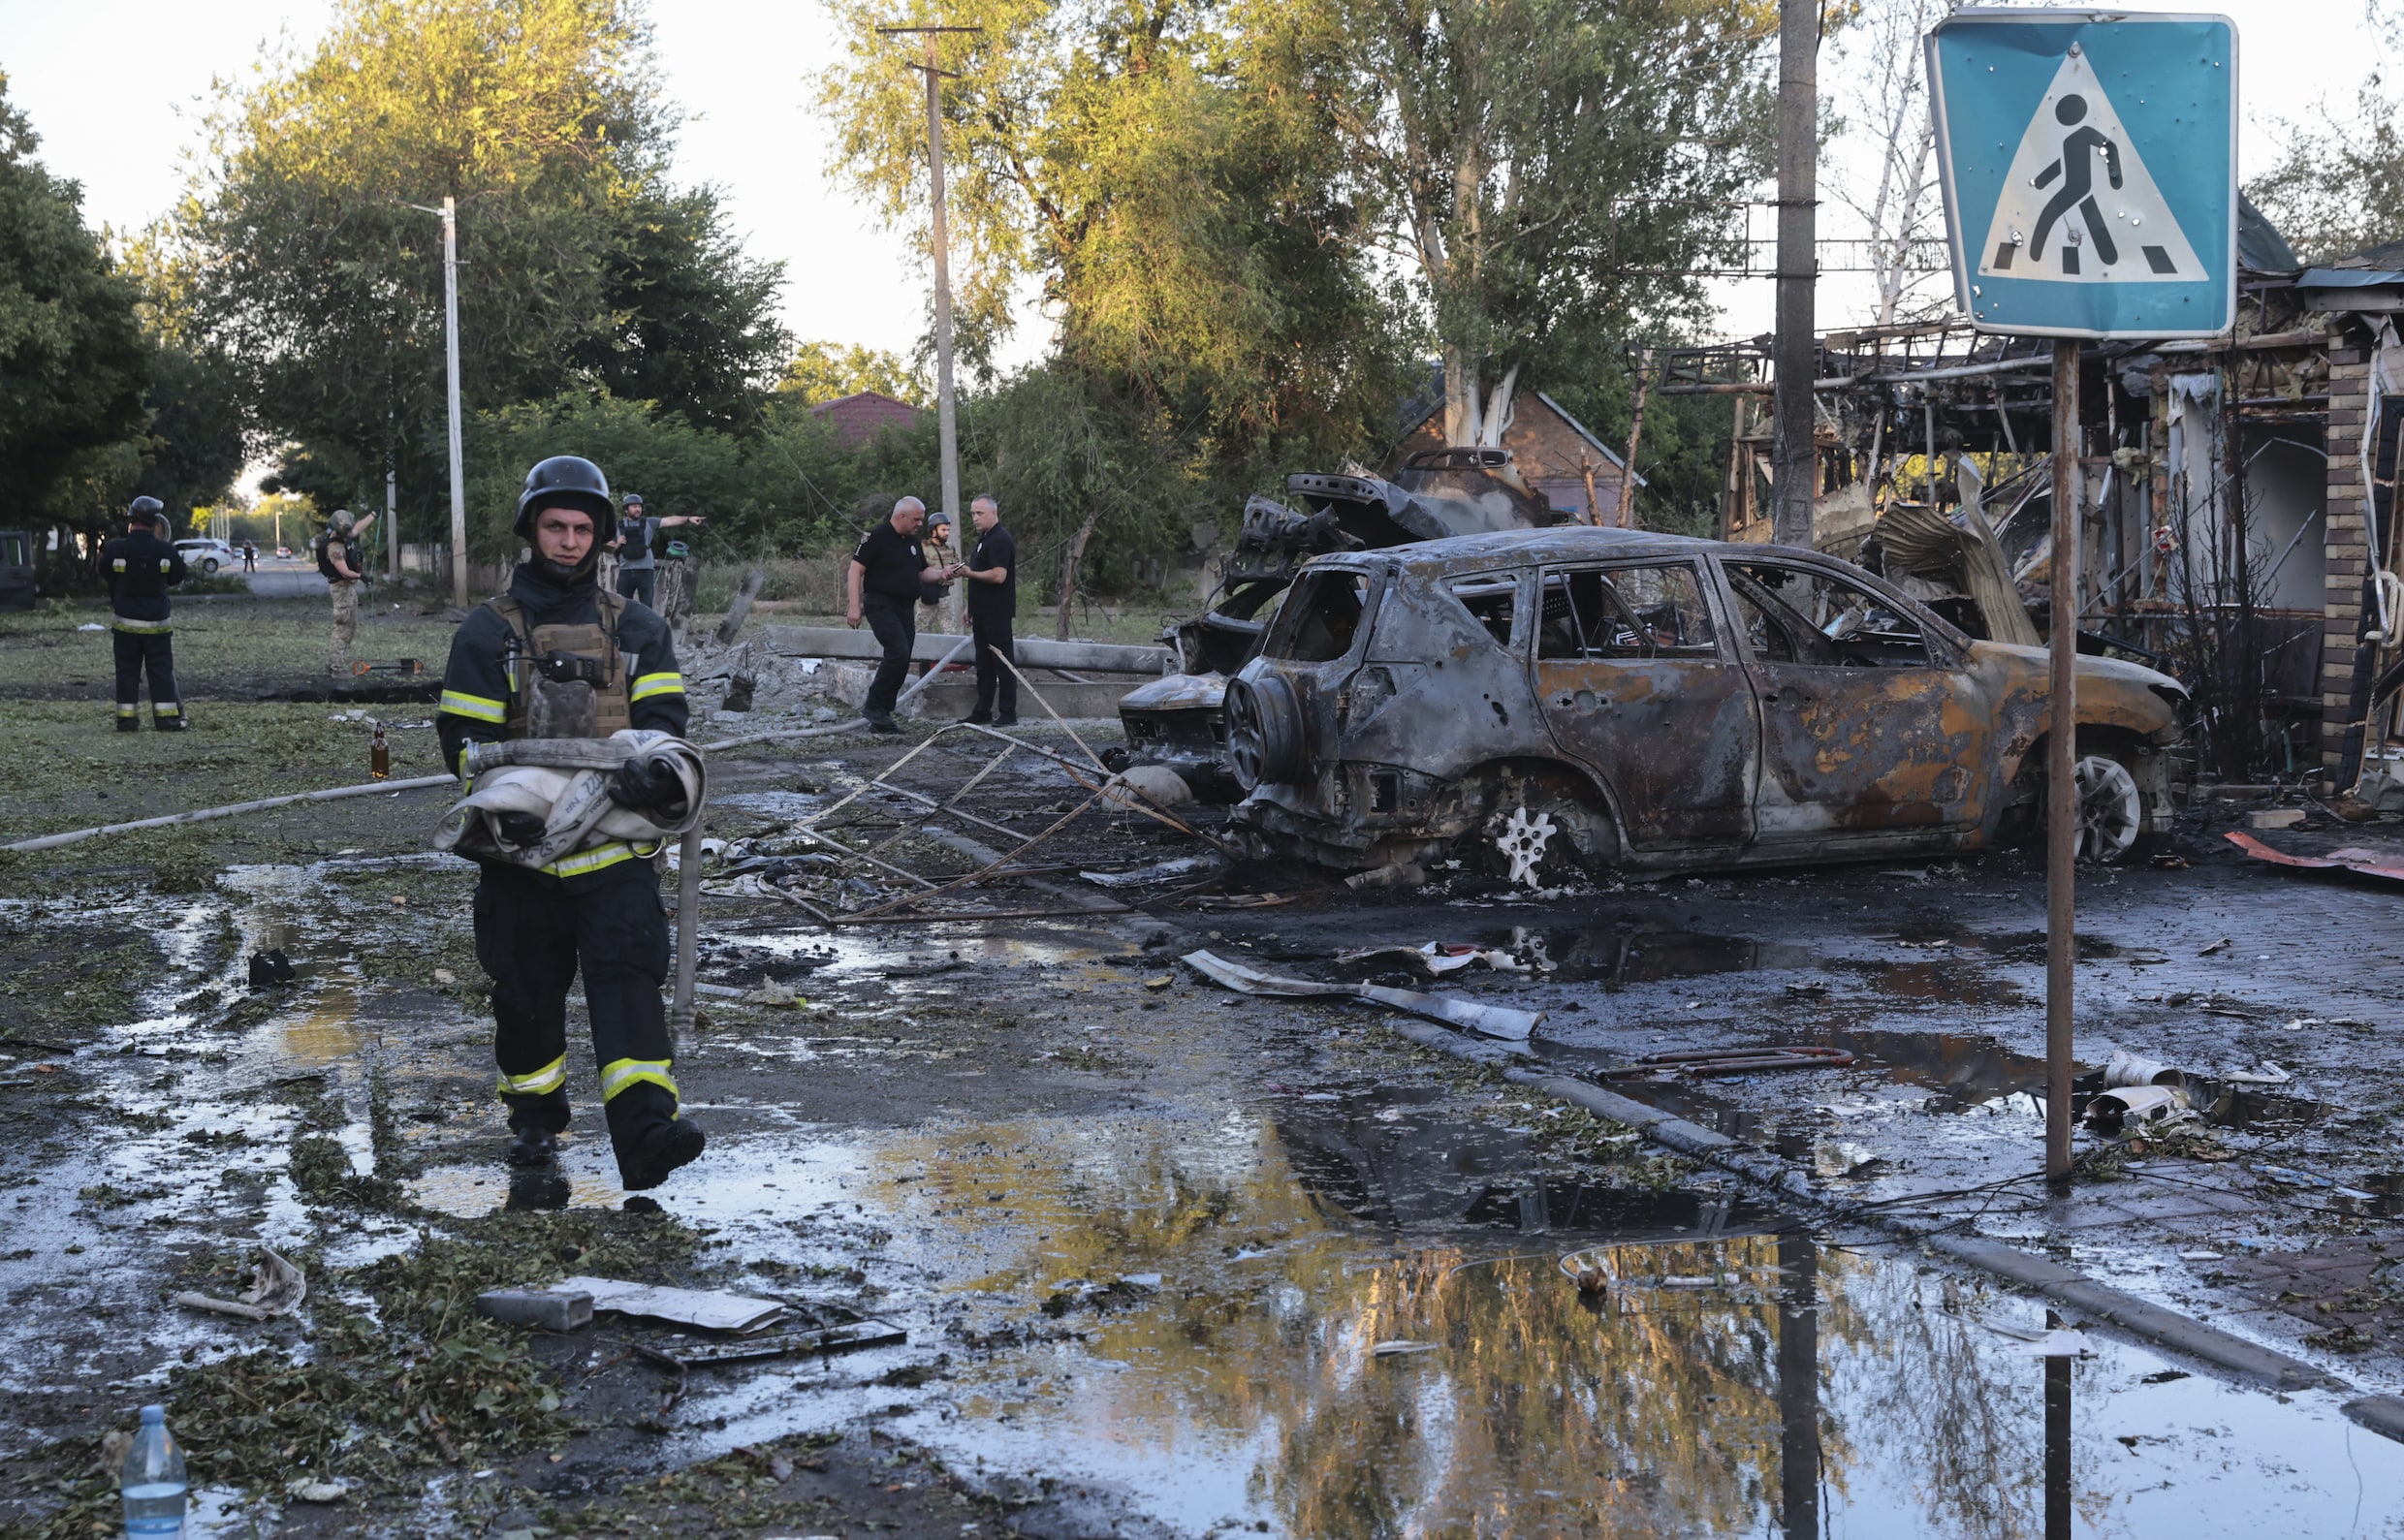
[0,0,2394,367]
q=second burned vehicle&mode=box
[1116,449,1553,797]
[1220,528,2187,880]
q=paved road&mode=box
[243,564,330,598]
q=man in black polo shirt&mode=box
[961,494,1019,726]
[845,496,947,733]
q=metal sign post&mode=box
[1928,10,2237,1186]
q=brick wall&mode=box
[2323,332,2372,764]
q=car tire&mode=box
[1225,675,1304,791]
[201,558,219,576]
[2063,744,2167,864]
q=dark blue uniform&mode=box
[435,558,695,1186]
[102,530,186,730]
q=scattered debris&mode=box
[2248,808,2308,830]
[2086,1084,2191,1135]
[547,1276,786,1334]
[671,1320,907,1365]
[2199,937,2231,956]
[1985,1321,2096,1358]
[287,1478,352,1504]
[2226,831,2404,884]
[1100,765,1196,811]
[247,950,297,987]
[172,1249,306,1322]
[2104,1050,2187,1089]
[1602,1046,1855,1079]
[1180,949,1540,1043]
[1078,854,1223,890]
[1371,1340,1440,1358]
[1333,942,1529,978]
[476,1287,595,1332]
[1344,862,1428,892]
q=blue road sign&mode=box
[1928,10,2237,338]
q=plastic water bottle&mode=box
[119,1404,187,1538]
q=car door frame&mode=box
[1526,554,1761,850]
[1706,550,1993,850]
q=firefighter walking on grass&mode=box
[103,497,187,732]
[433,456,706,1190]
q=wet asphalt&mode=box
[5,739,2404,1536]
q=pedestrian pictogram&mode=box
[1928,10,2236,339]
[1975,45,2204,285]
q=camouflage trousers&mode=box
[329,581,359,676]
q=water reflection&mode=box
[867,1102,2404,1538]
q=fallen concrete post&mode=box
[6,774,456,853]
[1183,949,1539,1043]
[765,624,1168,676]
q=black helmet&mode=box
[129,495,164,530]
[620,492,645,510]
[514,456,613,540]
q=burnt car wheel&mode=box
[1225,675,1304,790]
[2068,750,2162,864]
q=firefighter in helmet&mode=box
[433,456,704,1190]
[102,497,188,731]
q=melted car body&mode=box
[1225,528,2187,875]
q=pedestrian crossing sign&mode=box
[1929,10,2236,338]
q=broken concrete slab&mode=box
[477,1287,595,1332]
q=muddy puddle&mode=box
[413,1080,2403,1537]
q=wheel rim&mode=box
[1225,682,1265,790]
[2072,754,2143,862]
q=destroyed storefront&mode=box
[1668,211,2404,799]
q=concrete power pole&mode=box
[440,195,467,609]
[1770,0,1820,549]
[880,24,983,539]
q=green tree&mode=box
[817,0,1405,474]
[0,73,149,537]
[175,0,785,543]
[2248,80,2404,263]
[1263,0,1777,447]
[779,340,927,404]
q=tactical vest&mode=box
[490,588,637,740]
[315,534,351,583]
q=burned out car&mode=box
[1116,450,1554,797]
[1223,528,2187,879]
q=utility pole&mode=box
[409,197,469,607]
[386,460,398,581]
[440,196,466,609]
[1770,0,1819,548]
[879,24,982,538]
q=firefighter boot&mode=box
[607,1082,706,1191]
[503,1087,570,1168]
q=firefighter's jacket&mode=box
[436,560,687,884]
[103,532,187,631]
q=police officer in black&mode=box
[435,456,705,1190]
[102,497,187,732]
[844,495,950,734]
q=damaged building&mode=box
[1670,204,2404,799]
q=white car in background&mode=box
[174,538,239,576]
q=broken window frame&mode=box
[1261,566,1377,665]
[1442,573,1523,649]
[1535,561,1724,663]
[1724,558,1950,670]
